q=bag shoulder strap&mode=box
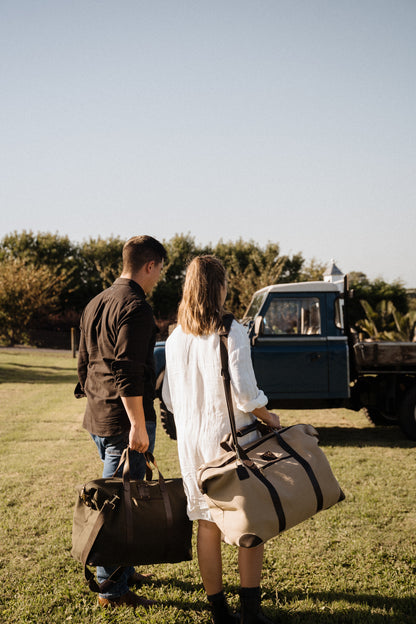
[218,315,241,452]
[219,313,234,336]
[80,500,121,593]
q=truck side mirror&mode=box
[252,315,264,345]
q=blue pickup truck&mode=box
[154,279,416,441]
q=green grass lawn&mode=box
[0,348,415,623]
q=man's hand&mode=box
[128,422,149,453]
[121,395,149,453]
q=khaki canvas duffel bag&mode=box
[197,422,344,547]
[196,315,344,548]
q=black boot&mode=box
[208,591,239,624]
[239,587,275,623]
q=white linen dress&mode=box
[162,319,268,522]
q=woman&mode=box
[162,256,280,624]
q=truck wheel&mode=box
[155,370,177,440]
[160,403,177,440]
[399,386,416,441]
[362,407,396,426]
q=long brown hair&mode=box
[177,255,227,336]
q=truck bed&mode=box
[353,341,416,372]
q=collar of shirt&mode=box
[113,277,146,299]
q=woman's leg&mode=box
[238,543,264,588]
[197,520,238,623]
[197,519,223,595]
[239,545,274,623]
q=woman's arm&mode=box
[227,322,282,429]
[251,405,281,429]
[227,322,268,413]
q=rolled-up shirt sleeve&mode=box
[111,304,155,397]
[76,314,88,397]
[227,320,268,413]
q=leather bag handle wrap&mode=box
[120,448,175,544]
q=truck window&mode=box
[244,293,265,319]
[263,297,321,335]
[334,297,344,329]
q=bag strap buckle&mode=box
[102,494,120,511]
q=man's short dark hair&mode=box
[122,235,167,274]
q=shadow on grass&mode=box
[0,362,77,385]
[316,425,416,449]
[153,582,416,623]
[214,583,416,623]
[276,589,416,623]
[67,573,416,622]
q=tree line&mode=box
[0,230,411,346]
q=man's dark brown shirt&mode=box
[76,278,157,436]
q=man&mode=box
[76,235,167,609]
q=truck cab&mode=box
[243,282,350,409]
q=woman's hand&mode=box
[263,410,281,430]
[251,406,282,430]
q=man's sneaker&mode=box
[98,590,156,609]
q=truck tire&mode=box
[160,403,177,440]
[399,386,416,441]
[362,407,396,426]
[156,370,177,440]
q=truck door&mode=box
[251,295,330,398]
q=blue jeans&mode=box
[90,421,156,598]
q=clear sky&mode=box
[1,1,415,286]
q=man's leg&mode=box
[91,432,132,599]
[90,423,156,600]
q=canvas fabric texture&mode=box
[197,422,345,547]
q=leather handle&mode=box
[113,448,167,486]
[122,448,173,535]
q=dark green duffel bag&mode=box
[71,449,192,590]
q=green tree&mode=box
[348,273,408,329]
[213,239,282,316]
[356,300,396,339]
[151,236,309,320]
[150,233,211,319]
[213,240,306,317]
[0,230,76,268]
[76,237,124,307]
[0,231,127,314]
[4,230,411,345]
[0,258,65,346]
[0,230,80,311]
[278,252,305,283]
[298,258,326,282]
[356,299,416,341]
[388,306,416,341]
[407,289,416,312]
